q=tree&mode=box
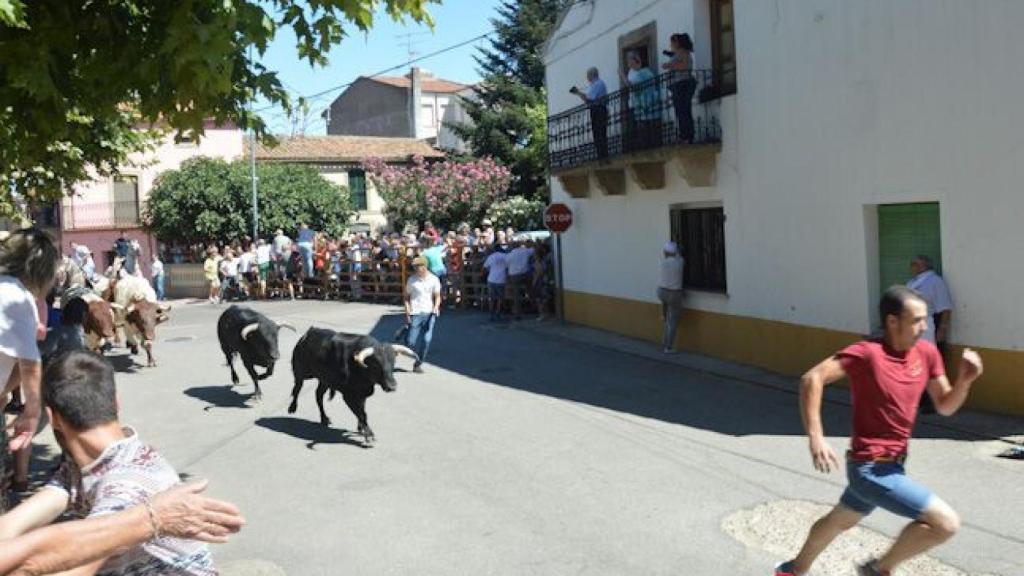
[144,157,354,245]
[452,0,565,201]
[0,0,436,217]
[364,156,511,230]
[485,196,546,231]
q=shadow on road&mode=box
[106,352,142,374]
[255,416,369,450]
[368,310,1024,444]
[184,385,254,410]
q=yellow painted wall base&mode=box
[565,290,1024,417]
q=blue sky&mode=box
[255,0,503,135]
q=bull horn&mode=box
[277,321,297,332]
[240,323,260,340]
[126,304,136,314]
[110,303,125,310]
[353,346,375,367]
[391,345,419,362]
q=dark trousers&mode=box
[670,78,697,142]
[589,104,609,159]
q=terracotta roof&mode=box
[247,136,444,163]
[369,75,471,93]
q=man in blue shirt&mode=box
[572,67,609,159]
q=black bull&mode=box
[216,305,296,399]
[288,327,418,443]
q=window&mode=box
[710,0,737,95]
[420,104,435,128]
[348,169,367,211]
[670,206,727,292]
[111,175,140,226]
[618,21,658,78]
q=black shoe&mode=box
[856,560,888,576]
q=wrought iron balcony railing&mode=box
[61,200,143,230]
[548,69,722,172]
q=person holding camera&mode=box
[571,67,609,159]
[662,33,696,143]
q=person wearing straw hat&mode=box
[657,241,685,353]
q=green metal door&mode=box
[878,202,941,292]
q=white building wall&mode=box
[69,128,244,205]
[320,172,388,232]
[547,0,1024,351]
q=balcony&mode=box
[62,200,143,231]
[547,69,722,194]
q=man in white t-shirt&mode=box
[0,229,60,510]
[506,240,535,320]
[403,257,441,374]
[657,242,685,353]
[255,239,272,299]
[217,251,240,302]
[483,247,509,321]
[907,254,954,415]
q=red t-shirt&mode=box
[838,338,945,459]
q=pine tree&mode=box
[453,0,566,202]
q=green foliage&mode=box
[144,157,354,244]
[0,0,437,217]
[485,196,546,231]
[452,0,564,201]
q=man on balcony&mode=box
[571,67,609,160]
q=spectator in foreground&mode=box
[0,351,224,574]
[403,257,441,374]
[657,242,685,354]
[483,245,509,322]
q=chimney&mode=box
[409,66,422,139]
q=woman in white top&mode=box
[0,229,60,507]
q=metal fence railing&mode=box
[548,69,722,172]
[62,201,142,230]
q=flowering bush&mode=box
[364,155,511,229]
[486,196,546,231]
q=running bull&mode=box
[216,305,295,399]
[288,328,418,444]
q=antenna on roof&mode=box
[395,31,431,60]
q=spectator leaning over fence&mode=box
[422,238,447,290]
[151,253,165,301]
[481,219,496,246]
[203,247,220,304]
[0,229,60,511]
[0,350,222,575]
[663,32,696,143]
[571,67,609,159]
[218,249,240,302]
[256,239,271,299]
[657,242,686,354]
[507,240,535,321]
[404,257,441,374]
[483,245,510,322]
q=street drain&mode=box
[722,500,998,575]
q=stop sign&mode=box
[544,203,573,233]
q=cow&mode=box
[216,305,296,399]
[62,286,116,352]
[288,328,418,444]
[106,274,170,367]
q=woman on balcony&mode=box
[620,51,660,152]
[663,33,696,143]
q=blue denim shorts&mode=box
[839,459,934,519]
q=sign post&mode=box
[544,203,573,323]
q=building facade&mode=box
[248,135,445,232]
[325,68,471,147]
[59,124,244,275]
[545,0,1024,416]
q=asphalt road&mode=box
[84,299,1023,576]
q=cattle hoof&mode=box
[129,345,139,355]
[287,403,297,414]
[147,361,156,368]
[320,418,332,427]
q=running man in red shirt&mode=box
[774,286,983,576]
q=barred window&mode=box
[670,206,727,292]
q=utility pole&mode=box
[249,46,259,241]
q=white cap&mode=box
[663,241,678,254]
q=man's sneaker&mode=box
[773,561,798,576]
[856,559,890,576]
